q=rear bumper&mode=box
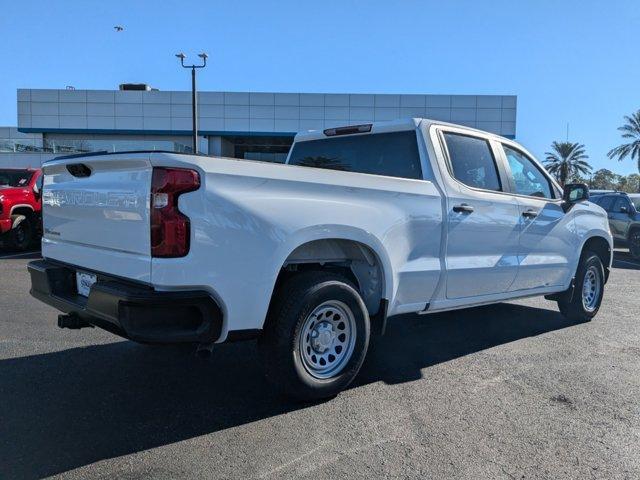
[28,259,222,344]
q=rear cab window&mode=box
[0,169,34,187]
[288,130,422,180]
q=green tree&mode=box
[590,168,620,190]
[619,173,640,193]
[544,142,592,186]
[608,110,640,173]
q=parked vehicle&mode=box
[589,189,617,195]
[28,119,613,400]
[629,194,640,211]
[0,168,43,250]
[591,191,640,258]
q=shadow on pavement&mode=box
[0,303,582,479]
[612,250,640,270]
[0,247,41,260]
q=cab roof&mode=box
[292,118,513,143]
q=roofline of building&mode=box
[16,127,515,140]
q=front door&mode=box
[608,196,633,240]
[499,144,574,290]
[440,131,521,299]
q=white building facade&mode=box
[2,88,517,167]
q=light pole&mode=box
[175,52,208,154]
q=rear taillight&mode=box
[150,167,200,258]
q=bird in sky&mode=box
[114,25,124,32]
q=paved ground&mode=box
[0,249,639,479]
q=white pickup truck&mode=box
[28,118,612,400]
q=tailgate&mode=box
[41,153,152,282]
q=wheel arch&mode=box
[628,223,640,238]
[10,204,35,217]
[579,234,612,282]
[265,227,395,333]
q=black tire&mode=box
[557,250,605,322]
[8,215,34,251]
[259,271,370,401]
[629,228,640,260]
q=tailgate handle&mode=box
[66,163,92,178]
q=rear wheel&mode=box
[8,215,34,251]
[259,271,370,401]
[557,250,604,322]
[629,228,640,260]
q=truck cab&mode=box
[0,168,43,250]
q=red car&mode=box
[0,168,43,251]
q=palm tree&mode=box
[544,141,591,186]
[607,110,640,173]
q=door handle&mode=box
[522,209,539,219]
[453,203,474,213]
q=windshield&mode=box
[0,169,33,187]
[630,196,640,211]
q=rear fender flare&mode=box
[10,204,34,216]
[273,225,395,304]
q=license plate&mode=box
[76,271,97,297]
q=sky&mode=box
[1,0,639,175]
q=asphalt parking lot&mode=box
[0,250,639,479]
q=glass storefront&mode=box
[0,138,193,154]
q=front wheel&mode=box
[259,271,370,401]
[8,215,34,251]
[558,250,605,322]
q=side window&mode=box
[502,145,553,199]
[596,196,614,211]
[288,131,422,179]
[612,197,631,213]
[442,132,501,191]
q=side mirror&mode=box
[562,183,589,211]
[620,206,628,213]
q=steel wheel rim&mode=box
[581,265,601,312]
[299,300,357,379]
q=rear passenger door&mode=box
[438,129,521,299]
[498,144,573,291]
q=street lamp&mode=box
[175,52,208,154]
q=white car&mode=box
[29,118,612,400]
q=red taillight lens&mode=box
[150,167,200,258]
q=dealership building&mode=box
[1,87,517,168]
